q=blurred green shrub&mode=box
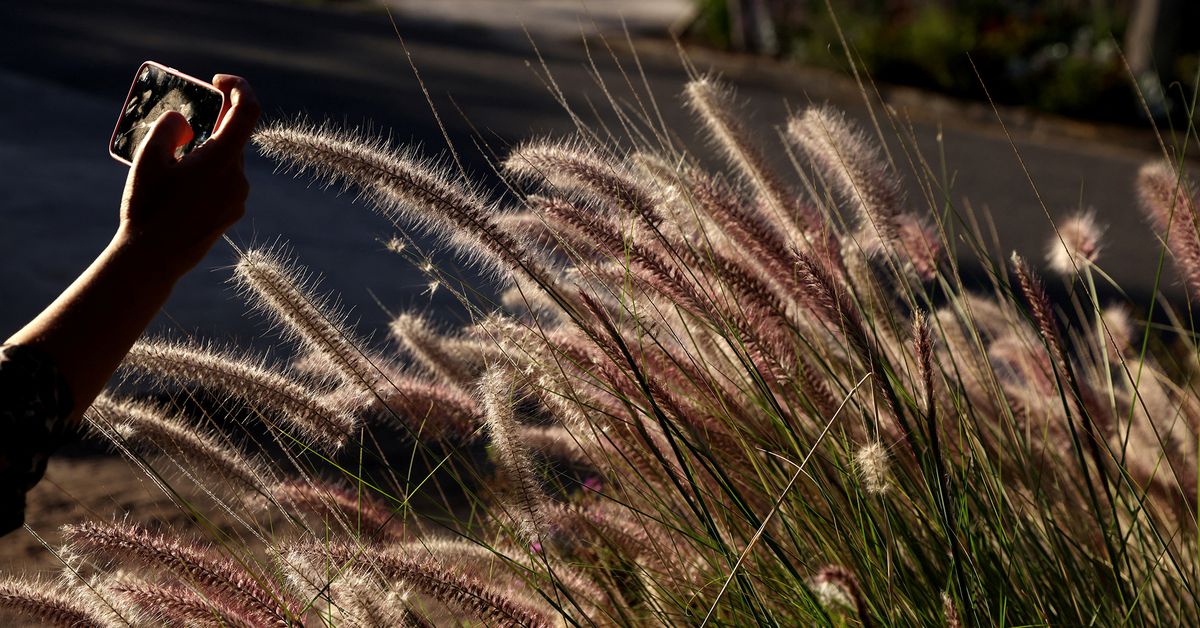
[686,0,1197,124]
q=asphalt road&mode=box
[0,0,1171,348]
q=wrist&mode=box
[109,226,193,284]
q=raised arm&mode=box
[4,74,260,424]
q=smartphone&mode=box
[109,61,224,166]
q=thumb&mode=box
[133,111,194,169]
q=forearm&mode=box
[5,229,182,423]
[5,75,255,428]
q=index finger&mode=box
[201,74,261,159]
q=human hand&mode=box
[117,74,260,278]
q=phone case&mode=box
[108,61,225,166]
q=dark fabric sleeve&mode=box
[0,344,74,535]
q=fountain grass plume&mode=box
[794,251,871,361]
[684,77,820,237]
[273,479,399,539]
[496,211,564,259]
[62,520,303,627]
[795,249,904,435]
[1010,253,1069,376]
[913,311,935,412]
[88,394,271,495]
[123,339,357,450]
[810,565,870,627]
[504,139,659,228]
[855,442,890,496]
[786,106,945,281]
[680,244,798,347]
[1046,210,1103,276]
[234,247,384,396]
[787,106,901,243]
[893,212,943,281]
[378,536,613,613]
[253,118,553,286]
[1137,161,1200,296]
[373,371,481,441]
[389,312,479,389]
[501,273,571,321]
[0,578,119,628]
[323,572,426,628]
[796,351,841,419]
[1101,305,1135,361]
[532,194,716,318]
[112,580,250,628]
[519,424,592,467]
[480,367,549,546]
[299,542,554,628]
[687,171,799,288]
[944,591,962,628]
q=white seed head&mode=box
[807,565,862,614]
[1046,210,1103,275]
[811,578,853,609]
[855,442,890,495]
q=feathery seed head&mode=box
[254,119,546,282]
[234,247,384,396]
[496,212,563,259]
[685,77,820,236]
[390,312,479,388]
[375,373,481,441]
[913,311,935,404]
[480,367,547,545]
[895,212,942,281]
[88,394,271,495]
[1010,252,1067,373]
[0,578,120,628]
[273,479,398,539]
[1046,210,1103,275]
[62,520,302,627]
[808,565,867,622]
[504,140,659,224]
[519,424,592,467]
[122,339,357,449]
[987,331,1054,394]
[322,571,419,628]
[297,541,554,627]
[810,577,852,610]
[1137,160,1200,295]
[788,105,903,244]
[943,591,962,628]
[630,150,688,188]
[112,580,247,628]
[855,442,891,495]
[1101,305,1135,361]
[1138,161,1198,227]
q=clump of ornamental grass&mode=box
[7,64,1200,627]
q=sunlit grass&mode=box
[4,13,1200,627]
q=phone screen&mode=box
[109,62,224,165]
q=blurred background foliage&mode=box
[685,0,1199,124]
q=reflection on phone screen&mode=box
[110,64,223,163]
